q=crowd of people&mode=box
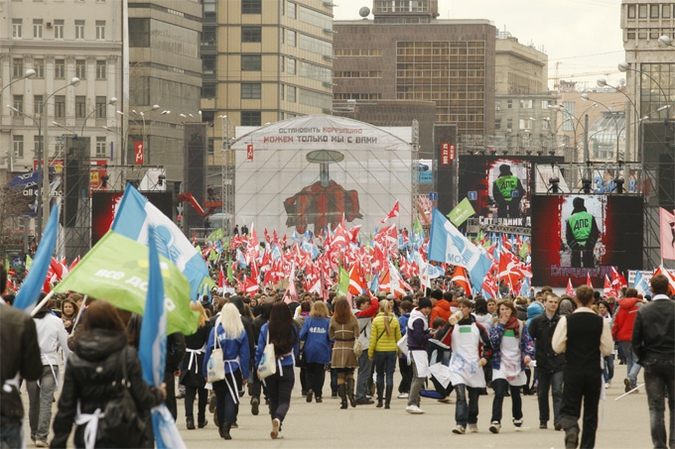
[1,258,674,448]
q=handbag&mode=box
[206,329,226,383]
[97,349,146,448]
[396,334,408,355]
[257,330,277,379]
[353,339,363,358]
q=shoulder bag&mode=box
[206,328,226,383]
[257,330,277,379]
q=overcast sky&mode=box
[333,0,625,90]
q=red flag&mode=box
[451,265,472,296]
[348,264,365,295]
[283,277,298,304]
[244,276,259,295]
[381,200,400,223]
[654,266,675,295]
[659,208,675,261]
[566,278,574,296]
[218,266,225,288]
[610,267,627,294]
[481,271,498,298]
[498,251,523,289]
[192,231,197,246]
[586,272,593,288]
[603,274,614,297]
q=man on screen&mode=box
[492,164,525,219]
[565,197,600,268]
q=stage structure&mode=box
[62,137,90,263]
[230,115,414,237]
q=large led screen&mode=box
[531,194,643,287]
[92,191,173,245]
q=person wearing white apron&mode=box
[488,299,535,434]
[405,297,437,415]
[449,298,492,435]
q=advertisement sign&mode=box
[530,195,643,287]
[134,142,144,165]
[440,142,455,165]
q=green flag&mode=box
[337,265,349,296]
[53,230,199,335]
[25,254,33,271]
[519,240,531,260]
[206,228,223,243]
[227,260,234,283]
[413,215,424,236]
[447,198,476,227]
[208,248,219,262]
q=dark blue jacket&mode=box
[406,308,432,351]
[299,317,332,364]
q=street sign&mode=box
[429,192,438,201]
[468,191,478,201]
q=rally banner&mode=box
[111,184,214,299]
[428,209,492,290]
[53,230,199,335]
[447,198,476,227]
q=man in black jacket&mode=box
[632,274,675,449]
[552,285,613,449]
[528,293,566,431]
[0,262,42,448]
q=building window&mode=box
[12,19,22,38]
[33,19,43,38]
[96,20,106,40]
[13,136,24,159]
[54,20,64,39]
[12,59,24,78]
[241,111,261,126]
[13,95,24,114]
[279,84,285,100]
[76,96,87,118]
[242,0,262,14]
[638,4,647,18]
[54,59,65,79]
[96,60,106,79]
[241,55,262,71]
[203,0,216,18]
[520,99,533,109]
[562,101,575,132]
[75,20,85,39]
[288,2,296,19]
[129,19,149,47]
[96,96,107,118]
[287,58,296,74]
[203,55,216,75]
[664,5,672,18]
[241,83,262,99]
[507,99,512,109]
[650,4,659,18]
[280,56,285,72]
[54,95,66,118]
[201,83,216,98]
[34,95,43,114]
[34,59,44,78]
[287,30,296,47]
[288,85,296,102]
[627,4,636,18]
[242,26,262,43]
[76,59,86,79]
[96,137,107,157]
[495,119,501,130]
[203,27,217,45]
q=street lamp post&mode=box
[140,108,169,165]
[596,78,642,162]
[0,69,36,97]
[80,97,117,136]
[581,93,625,163]
[41,77,81,232]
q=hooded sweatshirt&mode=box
[612,297,642,342]
[406,308,432,351]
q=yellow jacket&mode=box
[368,312,402,358]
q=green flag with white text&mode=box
[447,198,476,227]
[53,230,199,335]
[337,265,349,296]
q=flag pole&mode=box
[29,290,56,317]
[68,295,89,335]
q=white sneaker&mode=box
[468,423,479,433]
[405,405,425,414]
[513,418,523,432]
[452,425,466,434]
[270,418,280,439]
[489,421,501,434]
[397,392,409,399]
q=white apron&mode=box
[449,324,486,388]
[492,328,526,386]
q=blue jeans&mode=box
[356,351,373,400]
[0,416,23,449]
[490,378,522,424]
[537,370,564,425]
[619,341,641,388]
[643,360,675,449]
[602,354,614,384]
[373,351,396,387]
[455,384,480,427]
[27,365,58,442]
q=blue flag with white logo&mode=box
[138,226,186,449]
[14,203,60,312]
[428,209,493,288]
[112,184,214,300]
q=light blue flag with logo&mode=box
[15,203,60,312]
[633,270,650,297]
[428,209,492,287]
[138,226,186,449]
[111,184,214,301]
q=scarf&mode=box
[504,315,520,338]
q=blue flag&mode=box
[633,270,649,297]
[14,203,60,312]
[112,184,214,300]
[138,226,186,449]
[428,209,493,287]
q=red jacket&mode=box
[430,300,452,345]
[612,297,641,342]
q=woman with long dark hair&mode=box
[203,303,249,440]
[328,297,359,409]
[254,302,299,440]
[180,301,212,430]
[51,300,166,448]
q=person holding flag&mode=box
[51,300,167,448]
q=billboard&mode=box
[531,194,643,287]
[91,191,173,245]
[458,155,564,227]
[231,115,412,236]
